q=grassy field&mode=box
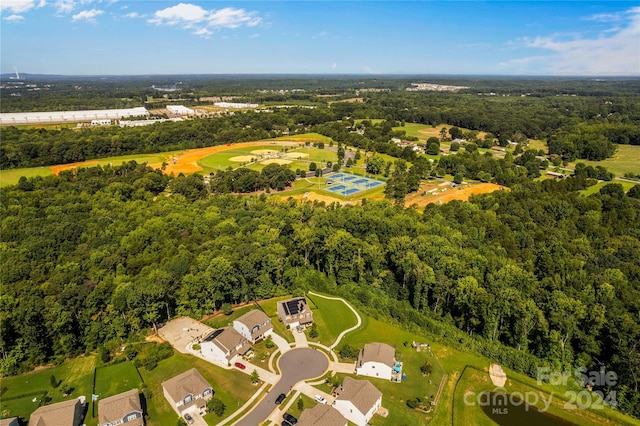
[305,292,359,347]
[94,361,143,398]
[580,180,636,196]
[331,315,445,425]
[393,123,488,142]
[138,352,256,426]
[197,144,294,172]
[571,144,640,177]
[0,355,95,421]
[244,147,338,174]
[0,166,55,187]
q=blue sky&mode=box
[1,1,639,75]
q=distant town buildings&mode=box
[166,105,195,115]
[0,107,149,125]
[213,102,259,109]
[406,83,469,92]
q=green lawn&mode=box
[94,361,143,398]
[580,180,635,196]
[305,292,359,347]
[570,144,640,177]
[138,352,257,426]
[198,144,295,173]
[0,355,95,421]
[0,166,55,187]
[335,316,446,425]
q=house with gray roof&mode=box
[29,397,85,426]
[355,342,397,381]
[98,388,143,426]
[162,369,212,416]
[0,417,19,426]
[277,297,313,327]
[332,377,382,426]
[200,326,252,366]
[298,404,347,426]
[233,310,273,343]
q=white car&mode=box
[314,395,327,404]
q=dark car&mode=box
[281,422,292,426]
[283,413,298,424]
[275,393,286,404]
[183,413,194,425]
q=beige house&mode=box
[233,310,273,343]
[200,327,252,366]
[277,297,313,327]
[0,418,20,426]
[98,388,144,426]
[162,369,213,416]
[29,397,85,426]
[298,404,347,426]
[332,377,382,426]
[355,342,396,381]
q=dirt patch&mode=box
[230,155,256,162]
[406,183,505,208]
[262,158,291,165]
[51,160,99,175]
[418,126,487,140]
[283,152,309,160]
[289,192,345,205]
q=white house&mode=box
[161,369,212,416]
[233,310,273,343]
[200,327,251,366]
[98,388,144,426]
[355,342,395,380]
[332,377,382,426]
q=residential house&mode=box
[0,418,19,426]
[332,377,382,426]
[200,327,251,366]
[233,310,273,343]
[162,369,213,416]
[98,388,144,426]
[298,404,347,426]
[356,342,397,381]
[29,397,85,426]
[277,297,313,327]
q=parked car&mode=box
[283,413,298,424]
[234,362,246,370]
[275,393,286,404]
[183,413,194,425]
[314,394,327,404]
[281,421,292,426]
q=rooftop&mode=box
[335,377,382,415]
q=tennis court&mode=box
[326,173,384,196]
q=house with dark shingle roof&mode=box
[29,397,85,426]
[277,297,313,327]
[355,342,396,381]
[0,417,20,426]
[233,310,273,343]
[200,326,252,366]
[332,377,382,426]
[98,388,144,426]
[298,404,347,426]
[162,369,212,416]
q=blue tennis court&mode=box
[325,172,385,196]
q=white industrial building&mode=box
[0,107,148,125]
[213,102,259,109]
[166,105,195,115]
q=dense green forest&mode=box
[1,162,639,417]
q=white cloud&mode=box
[148,3,207,26]
[149,3,261,34]
[312,31,327,39]
[71,8,102,22]
[4,13,25,21]
[208,7,260,28]
[1,0,37,13]
[504,6,640,75]
[122,11,141,19]
[248,33,260,39]
[53,0,76,14]
[192,27,211,38]
[332,63,337,70]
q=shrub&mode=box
[338,344,359,359]
[264,335,274,349]
[207,396,226,417]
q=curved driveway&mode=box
[235,348,328,425]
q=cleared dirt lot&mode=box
[158,317,213,353]
[405,182,505,208]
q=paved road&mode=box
[234,348,328,426]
